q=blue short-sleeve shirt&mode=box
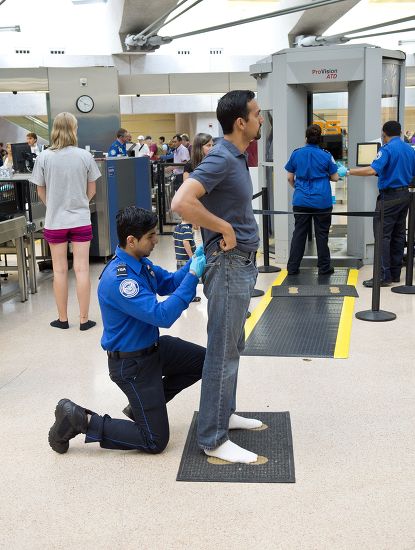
[285,144,338,209]
[189,139,259,252]
[371,136,415,190]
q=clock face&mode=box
[76,95,94,113]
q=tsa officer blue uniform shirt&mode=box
[371,136,415,190]
[107,140,127,158]
[98,246,198,352]
[285,144,338,209]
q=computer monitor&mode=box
[356,142,380,166]
[320,135,343,161]
[11,142,35,173]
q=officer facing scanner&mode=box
[344,120,415,287]
[285,124,340,275]
[48,206,206,455]
[107,127,129,157]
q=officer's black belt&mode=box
[107,342,159,359]
[381,186,408,193]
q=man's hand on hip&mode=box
[220,225,237,251]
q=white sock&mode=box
[204,440,258,464]
[229,413,263,430]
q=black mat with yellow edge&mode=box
[243,268,358,359]
[176,412,295,483]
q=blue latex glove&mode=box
[194,244,204,257]
[189,253,206,278]
[337,163,348,178]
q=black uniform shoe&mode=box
[48,398,89,454]
[123,404,135,421]
[287,270,300,276]
[362,278,392,288]
[392,277,400,283]
[319,267,335,275]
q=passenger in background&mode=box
[172,134,190,165]
[3,143,14,170]
[145,135,158,159]
[181,133,192,155]
[136,135,150,158]
[26,132,42,156]
[159,136,174,162]
[108,128,129,157]
[30,112,101,330]
[285,124,340,276]
[158,136,169,154]
[183,133,214,248]
[404,130,413,143]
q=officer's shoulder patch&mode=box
[376,151,382,160]
[116,263,128,277]
[119,279,139,298]
[110,149,116,155]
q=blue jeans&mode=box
[197,248,258,450]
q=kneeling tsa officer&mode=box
[48,206,206,454]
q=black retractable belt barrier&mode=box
[256,187,281,275]
[253,202,402,323]
[391,186,415,295]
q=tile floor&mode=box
[1,236,415,550]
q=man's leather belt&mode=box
[382,186,408,193]
[206,241,257,262]
[107,342,158,359]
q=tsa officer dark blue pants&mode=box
[375,187,410,281]
[85,336,204,453]
[287,206,332,274]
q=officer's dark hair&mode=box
[116,206,158,247]
[305,124,322,145]
[382,120,401,137]
[116,128,128,138]
[216,90,256,135]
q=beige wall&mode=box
[121,113,176,142]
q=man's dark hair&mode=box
[27,132,37,140]
[145,135,152,140]
[116,206,158,247]
[216,90,256,135]
[159,136,165,142]
[382,120,401,137]
[116,128,128,138]
[305,124,322,145]
[172,134,182,142]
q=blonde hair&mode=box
[50,112,78,150]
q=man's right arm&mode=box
[171,178,236,250]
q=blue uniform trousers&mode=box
[85,336,204,453]
[287,206,332,274]
[375,188,410,281]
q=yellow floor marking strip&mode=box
[334,268,359,359]
[245,269,287,341]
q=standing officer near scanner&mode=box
[286,124,340,275]
[107,128,129,157]
[344,121,415,287]
[48,206,206,455]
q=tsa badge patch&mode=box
[119,279,139,298]
[376,151,382,160]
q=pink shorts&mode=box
[43,224,93,244]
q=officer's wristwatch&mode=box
[346,169,351,176]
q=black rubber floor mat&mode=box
[243,297,343,358]
[271,284,358,298]
[177,412,295,483]
[283,268,349,286]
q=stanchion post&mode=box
[392,186,415,294]
[156,163,164,235]
[257,187,280,274]
[356,199,396,321]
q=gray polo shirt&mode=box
[190,138,259,252]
